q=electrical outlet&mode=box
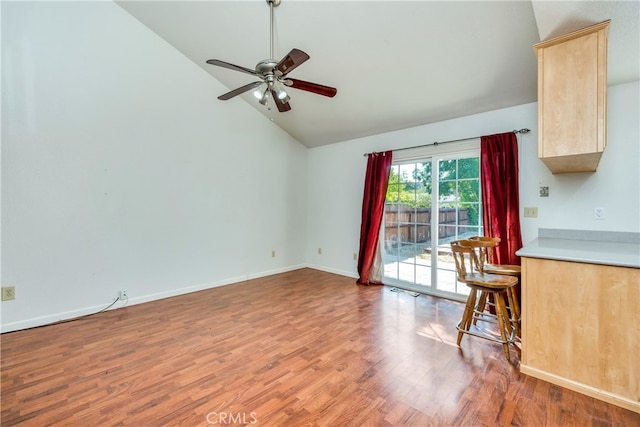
[1,286,15,301]
[524,207,538,218]
[271,250,276,258]
[119,290,128,300]
[318,248,322,255]
[594,207,605,220]
[353,252,358,261]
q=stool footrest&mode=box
[457,318,516,345]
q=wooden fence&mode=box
[384,206,469,245]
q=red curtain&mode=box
[480,132,523,266]
[357,151,392,285]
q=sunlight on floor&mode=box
[415,323,459,347]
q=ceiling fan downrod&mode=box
[267,0,281,60]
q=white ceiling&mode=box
[116,0,639,148]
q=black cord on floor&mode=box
[3,296,123,334]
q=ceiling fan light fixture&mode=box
[273,81,290,102]
[253,84,267,100]
[258,90,270,106]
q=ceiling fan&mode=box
[206,0,337,112]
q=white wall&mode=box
[3,2,638,333]
[520,81,640,238]
[1,1,308,332]
[307,81,640,277]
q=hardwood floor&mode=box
[1,268,638,426]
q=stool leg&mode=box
[494,291,511,360]
[472,291,488,325]
[465,290,479,333]
[457,289,477,346]
[506,286,521,337]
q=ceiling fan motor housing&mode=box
[256,60,278,75]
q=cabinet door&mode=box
[539,32,600,158]
[534,20,609,174]
[521,257,639,406]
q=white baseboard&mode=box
[0,264,307,334]
[1,302,128,334]
[306,264,358,279]
[246,264,307,280]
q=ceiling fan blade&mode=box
[270,89,292,112]
[275,48,310,77]
[206,59,258,77]
[284,78,337,98]
[218,81,263,101]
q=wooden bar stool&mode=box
[450,240,518,360]
[468,236,521,337]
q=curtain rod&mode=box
[362,128,531,157]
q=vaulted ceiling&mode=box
[116,1,639,148]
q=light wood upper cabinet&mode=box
[534,21,610,174]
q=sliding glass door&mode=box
[383,151,482,300]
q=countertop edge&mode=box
[516,237,640,269]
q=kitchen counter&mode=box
[516,228,640,269]
[517,228,640,413]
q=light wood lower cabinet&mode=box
[520,257,640,413]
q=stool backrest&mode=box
[468,236,501,270]
[450,240,483,281]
